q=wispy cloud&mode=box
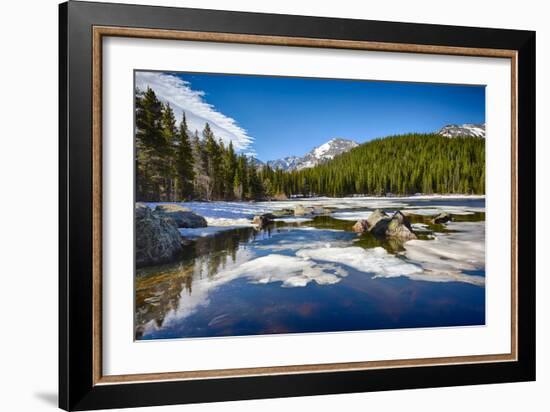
[135,72,254,151]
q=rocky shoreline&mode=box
[135,203,207,267]
[136,201,445,268]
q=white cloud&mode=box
[135,71,254,151]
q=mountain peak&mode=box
[438,123,485,138]
[267,138,358,171]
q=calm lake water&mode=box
[136,196,485,340]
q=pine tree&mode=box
[247,158,263,200]
[191,130,209,200]
[203,123,223,200]
[135,87,163,201]
[233,154,248,200]
[223,141,237,200]
[175,112,195,200]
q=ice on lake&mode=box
[137,195,486,339]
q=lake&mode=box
[135,196,485,340]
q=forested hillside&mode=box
[271,134,485,197]
[135,87,485,202]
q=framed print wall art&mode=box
[59,1,536,410]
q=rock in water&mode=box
[154,204,207,228]
[386,211,417,240]
[312,206,329,215]
[136,203,183,267]
[366,209,391,236]
[252,213,274,228]
[294,205,315,216]
[272,208,294,217]
[357,209,417,240]
[352,219,369,233]
[432,212,452,224]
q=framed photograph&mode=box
[59,1,536,410]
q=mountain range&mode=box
[263,138,359,171]
[252,123,485,172]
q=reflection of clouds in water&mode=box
[144,248,255,334]
[179,226,247,238]
[220,254,347,287]
[298,247,423,278]
[146,249,349,333]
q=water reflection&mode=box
[136,203,486,340]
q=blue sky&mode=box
[136,71,485,162]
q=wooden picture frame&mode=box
[59,1,535,410]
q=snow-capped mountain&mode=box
[266,138,359,171]
[247,156,265,168]
[265,156,301,171]
[438,123,485,138]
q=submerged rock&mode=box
[312,206,329,215]
[354,209,416,240]
[294,205,315,216]
[136,203,183,268]
[252,213,275,228]
[294,205,330,216]
[432,212,452,224]
[272,208,294,217]
[154,204,207,228]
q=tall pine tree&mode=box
[175,112,195,200]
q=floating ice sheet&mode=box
[401,221,485,286]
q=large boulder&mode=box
[154,204,207,228]
[386,211,417,240]
[136,203,183,267]
[354,209,417,240]
[366,209,391,236]
[432,212,452,224]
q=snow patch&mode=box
[273,216,313,223]
[402,222,485,286]
[331,210,374,221]
[205,217,253,226]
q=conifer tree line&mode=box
[136,87,263,202]
[136,87,485,202]
[266,134,486,197]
